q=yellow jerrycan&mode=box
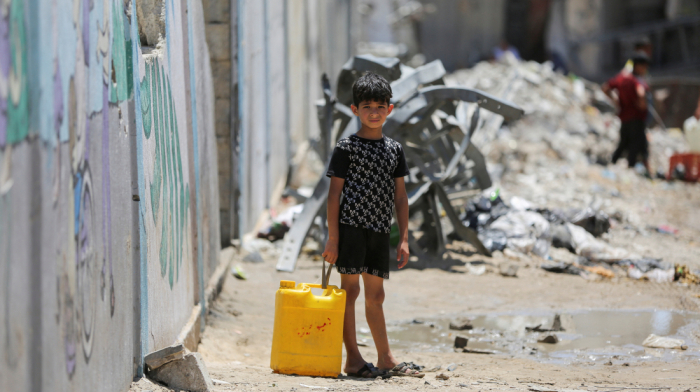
[270,278,346,377]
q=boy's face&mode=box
[351,100,393,130]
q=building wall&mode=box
[418,0,506,70]
[0,0,220,391]
[232,0,354,236]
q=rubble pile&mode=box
[447,60,688,177]
[448,60,697,283]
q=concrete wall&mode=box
[419,0,506,70]
[226,0,354,236]
[0,0,220,391]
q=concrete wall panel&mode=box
[0,0,220,390]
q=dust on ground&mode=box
[131,59,700,391]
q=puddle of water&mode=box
[376,310,700,365]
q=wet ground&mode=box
[384,310,700,365]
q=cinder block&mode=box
[202,0,230,24]
[205,24,231,61]
[215,98,231,137]
[211,61,231,99]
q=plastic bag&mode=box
[642,334,687,350]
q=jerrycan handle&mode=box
[322,259,332,289]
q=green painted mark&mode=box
[140,62,152,138]
[5,0,29,144]
[109,0,134,103]
[149,63,161,223]
[140,58,190,289]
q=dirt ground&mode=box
[127,163,700,392]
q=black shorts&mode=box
[612,119,648,167]
[336,223,390,279]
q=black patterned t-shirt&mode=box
[326,134,409,233]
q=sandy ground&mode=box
[127,165,700,392]
[191,238,700,392]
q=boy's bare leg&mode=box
[341,273,366,373]
[362,273,399,370]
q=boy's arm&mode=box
[636,83,647,111]
[322,177,345,264]
[394,177,409,269]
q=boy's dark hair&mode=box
[352,72,392,107]
[632,51,650,65]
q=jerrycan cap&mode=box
[279,280,296,289]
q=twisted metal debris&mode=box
[277,55,525,272]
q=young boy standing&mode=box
[322,72,423,378]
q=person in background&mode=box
[493,39,521,63]
[602,52,652,174]
[621,37,653,76]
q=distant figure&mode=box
[602,52,651,173]
[622,37,653,76]
[493,39,521,63]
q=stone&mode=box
[136,0,165,46]
[537,335,559,344]
[499,263,519,277]
[205,24,231,61]
[454,336,468,349]
[144,343,185,372]
[147,353,214,392]
[436,373,449,380]
[449,319,473,331]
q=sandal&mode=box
[387,362,425,378]
[346,362,389,379]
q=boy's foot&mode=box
[386,362,425,378]
[345,363,389,379]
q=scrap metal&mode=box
[277,56,524,272]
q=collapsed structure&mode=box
[276,55,525,272]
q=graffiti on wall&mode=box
[0,0,29,147]
[0,0,27,374]
[53,0,132,377]
[140,55,191,289]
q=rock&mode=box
[242,251,264,263]
[454,336,468,349]
[147,353,214,392]
[449,319,473,331]
[144,343,185,372]
[499,263,519,277]
[446,363,457,371]
[436,373,450,380]
[604,360,612,366]
[537,335,559,344]
[136,0,165,46]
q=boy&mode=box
[322,72,423,378]
[602,52,651,173]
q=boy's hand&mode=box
[396,240,410,269]
[322,240,339,264]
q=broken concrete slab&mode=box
[537,335,559,344]
[144,343,185,372]
[449,319,473,331]
[147,353,214,392]
[499,263,519,277]
[454,336,468,349]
